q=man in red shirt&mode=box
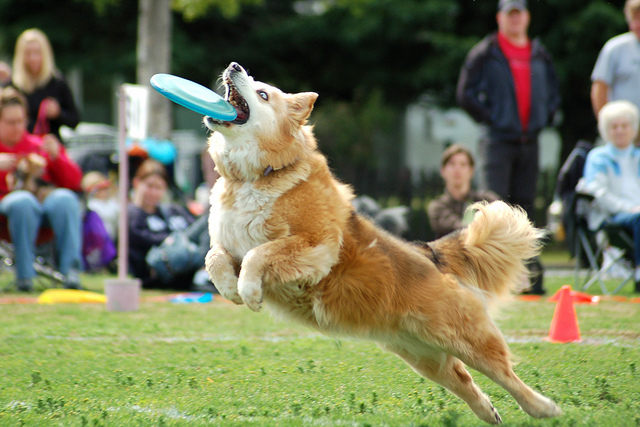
[456,0,560,295]
[0,86,83,291]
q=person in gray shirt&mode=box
[591,0,640,144]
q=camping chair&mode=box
[0,215,66,291]
[556,140,593,260]
[571,192,635,295]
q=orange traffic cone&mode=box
[545,285,581,343]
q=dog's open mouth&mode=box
[226,79,249,125]
[206,77,249,128]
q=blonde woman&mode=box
[11,29,79,140]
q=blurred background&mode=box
[0,0,628,241]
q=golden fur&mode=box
[204,62,561,424]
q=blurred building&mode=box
[403,102,561,187]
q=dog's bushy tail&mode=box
[428,201,544,300]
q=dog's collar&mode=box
[264,156,301,177]
[264,165,284,177]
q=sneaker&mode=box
[16,278,34,292]
[192,268,210,285]
[64,269,84,290]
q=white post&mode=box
[104,84,148,311]
[117,87,129,279]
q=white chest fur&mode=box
[209,180,278,261]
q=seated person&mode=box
[81,171,118,241]
[0,87,83,291]
[128,159,212,291]
[428,144,499,238]
[428,144,545,294]
[580,100,640,293]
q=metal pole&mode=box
[117,86,129,279]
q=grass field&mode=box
[1,261,639,426]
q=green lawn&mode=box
[1,260,639,426]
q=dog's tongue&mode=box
[235,108,248,121]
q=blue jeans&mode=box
[609,212,640,267]
[0,189,82,280]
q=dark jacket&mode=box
[456,33,560,142]
[127,203,194,283]
[14,76,80,140]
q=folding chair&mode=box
[0,215,66,291]
[571,193,635,295]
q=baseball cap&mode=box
[498,0,527,12]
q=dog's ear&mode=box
[288,92,319,124]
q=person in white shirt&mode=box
[581,100,640,292]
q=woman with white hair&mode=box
[582,99,640,292]
[11,28,79,140]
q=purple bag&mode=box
[82,210,117,271]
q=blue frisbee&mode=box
[150,73,237,121]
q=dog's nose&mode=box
[229,62,243,72]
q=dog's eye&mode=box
[257,90,268,101]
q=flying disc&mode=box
[150,73,237,121]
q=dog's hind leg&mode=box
[435,319,562,420]
[382,344,503,425]
[457,340,561,420]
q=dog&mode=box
[6,153,54,202]
[203,62,561,425]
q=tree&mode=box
[0,0,629,161]
[87,0,262,138]
[137,0,172,139]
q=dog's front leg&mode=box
[237,249,266,312]
[238,236,337,312]
[206,243,243,304]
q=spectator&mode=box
[579,100,640,293]
[456,0,560,223]
[11,28,79,140]
[81,171,118,241]
[428,144,544,294]
[428,144,499,239]
[128,159,212,291]
[456,0,557,295]
[591,0,640,145]
[0,87,83,291]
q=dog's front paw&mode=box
[237,276,263,312]
[206,250,243,305]
[209,270,242,304]
[215,277,244,305]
